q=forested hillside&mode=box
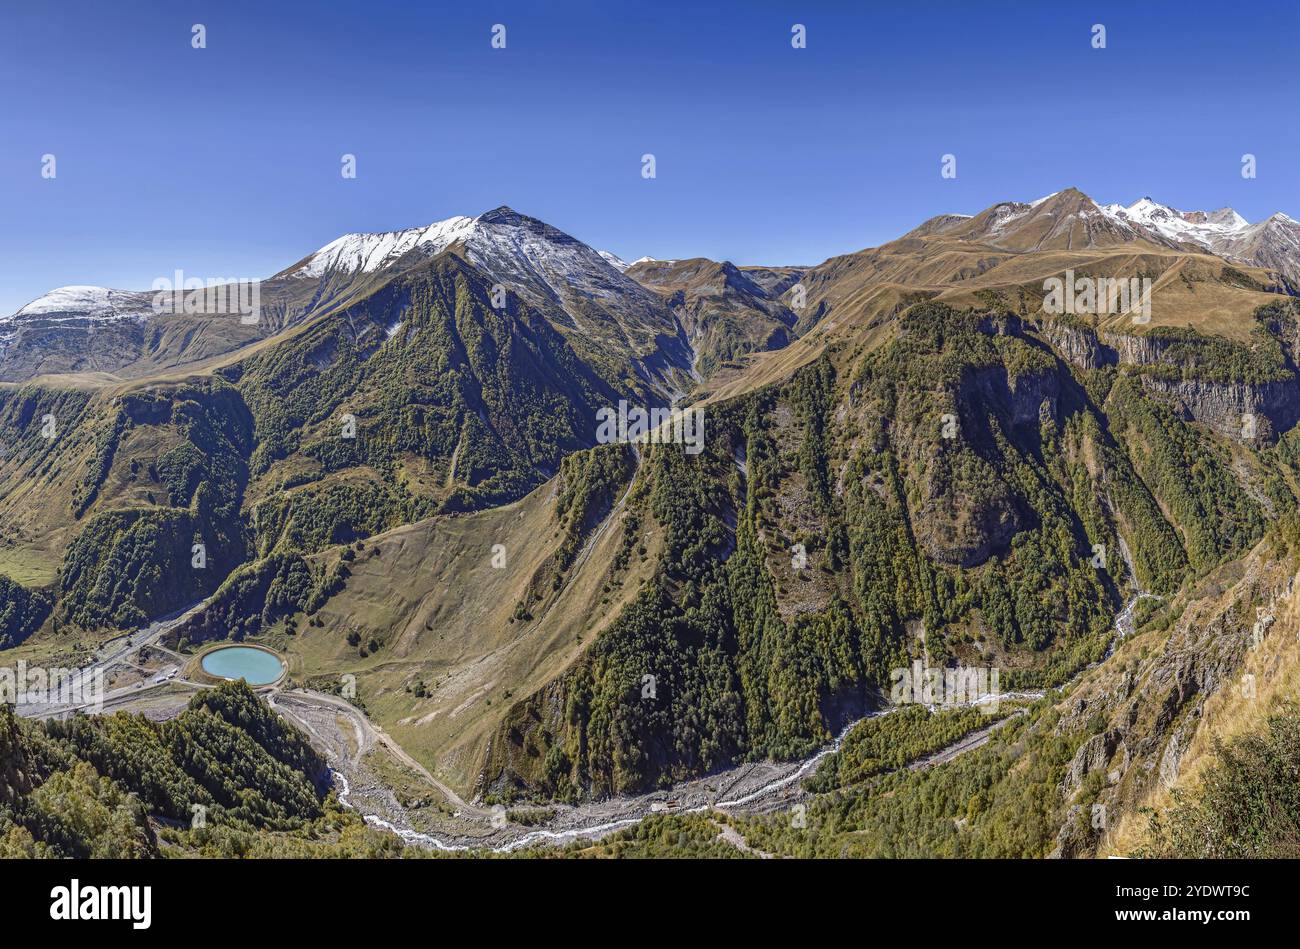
[0,251,657,646]
[481,300,1296,800]
[0,681,396,858]
[4,201,1300,859]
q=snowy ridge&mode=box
[598,250,630,272]
[1099,197,1251,249]
[9,193,1300,386]
[901,188,1300,273]
[961,191,1258,251]
[0,286,154,356]
[981,192,1125,239]
[458,207,673,333]
[1092,197,1300,283]
[293,207,679,341]
[299,216,476,276]
[3,286,154,330]
[296,209,643,296]
[0,207,694,391]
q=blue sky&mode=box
[2,0,1297,314]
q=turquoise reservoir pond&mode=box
[200,646,285,685]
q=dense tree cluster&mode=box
[168,551,325,645]
[0,576,52,650]
[737,703,1081,857]
[0,682,338,858]
[805,705,1004,792]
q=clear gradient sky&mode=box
[2,0,1297,314]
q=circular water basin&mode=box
[200,645,285,686]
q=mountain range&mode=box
[4,186,1300,859]
[7,188,1299,388]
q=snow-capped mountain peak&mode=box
[292,206,674,321]
[445,207,672,325]
[1088,195,1300,284]
[1099,197,1251,248]
[294,207,641,290]
[289,207,685,379]
[297,216,476,277]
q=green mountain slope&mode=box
[481,300,1299,800]
[4,204,1300,859]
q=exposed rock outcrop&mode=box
[1048,546,1294,857]
[1042,318,1300,441]
[966,364,1059,429]
[1045,321,1111,371]
[1137,375,1299,441]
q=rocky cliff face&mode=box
[1099,331,1170,367]
[1041,318,1300,442]
[1043,321,1191,375]
[1045,321,1112,371]
[1010,369,1061,428]
[1138,375,1300,441]
[968,314,1062,427]
[0,315,149,382]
